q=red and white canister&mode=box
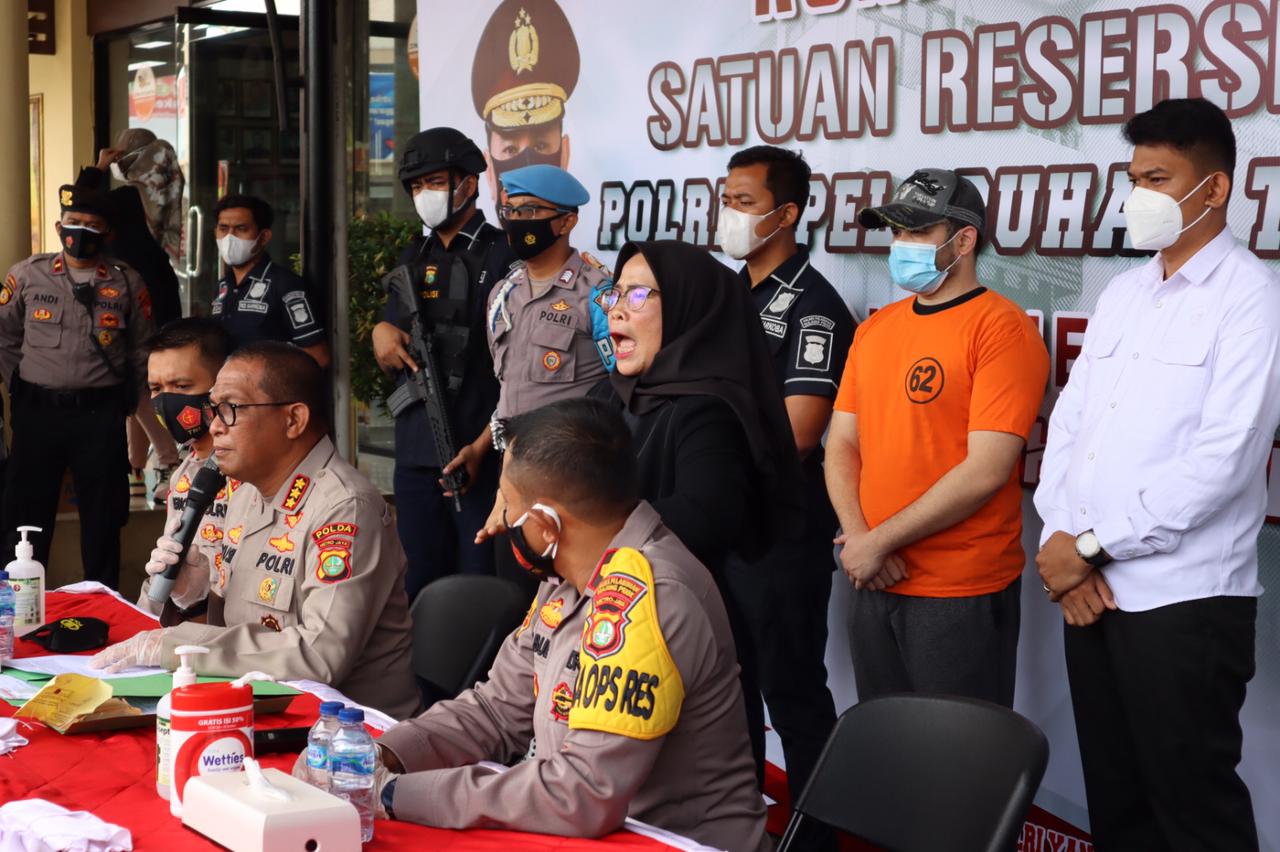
[169,681,254,817]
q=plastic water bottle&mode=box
[306,701,344,788]
[0,571,13,662]
[329,707,376,842]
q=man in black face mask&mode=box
[136,318,236,620]
[0,180,156,589]
[470,164,613,597]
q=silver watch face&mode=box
[1077,531,1100,558]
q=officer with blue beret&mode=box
[471,164,614,595]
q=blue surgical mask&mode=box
[888,231,961,295]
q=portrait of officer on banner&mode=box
[471,0,578,204]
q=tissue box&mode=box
[181,768,362,852]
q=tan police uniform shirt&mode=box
[378,500,768,851]
[485,250,609,419]
[161,436,421,720]
[0,253,153,390]
[137,451,243,617]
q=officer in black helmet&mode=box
[372,127,516,610]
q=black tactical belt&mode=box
[18,381,125,410]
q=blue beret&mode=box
[500,164,590,208]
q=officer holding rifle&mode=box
[372,127,515,604]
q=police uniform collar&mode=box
[272,434,335,513]
[428,210,489,254]
[551,253,586,289]
[225,253,273,289]
[585,500,663,594]
[742,245,811,293]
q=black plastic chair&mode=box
[778,694,1049,852]
[408,574,531,707]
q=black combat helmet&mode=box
[398,127,487,195]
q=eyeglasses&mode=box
[201,399,299,427]
[498,203,569,221]
[597,286,660,312]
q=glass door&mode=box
[173,7,301,316]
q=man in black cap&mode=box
[825,168,1049,706]
[470,0,579,203]
[0,179,156,589]
[371,127,515,608]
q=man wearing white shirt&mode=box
[1034,98,1280,851]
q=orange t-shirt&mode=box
[834,288,1048,597]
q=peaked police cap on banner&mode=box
[501,164,589,210]
[398,127,488,193]
[858,168,986,236]
[471,0,580,129]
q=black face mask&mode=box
[503,215,564,261]
[60,224,105,260]
[504,505,560,579]
[491,146,561,179]
[152,392,211,445]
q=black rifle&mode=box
[382,265,466,510]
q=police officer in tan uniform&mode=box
[466,164,612,593]
[93,342,420,720]
[0,181,155,589]
[135,318,239,621]
[369,400,768,851]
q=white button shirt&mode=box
[1035,227,1280,612]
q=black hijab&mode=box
[609,240,802,505]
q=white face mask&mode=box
[1123,174,1214,251]
[414,189,455,229]
[719,204,782,260]
[217,233,260,267]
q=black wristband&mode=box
[380,777,398,820]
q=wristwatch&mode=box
[1075,529,1112,568]
[380,777,398,821]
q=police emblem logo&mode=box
[99,312,121,329]
[261,614,283,632]
[283,293,314,330]
[200,524,223,543]
[98,286,120,299]
[60,618,82,631]
[59,189,73,207]
[581,571,646,661]
[523,232,537,246]
[269,533,295,553]
[424,264,438,286]
[248,280,269,300]
[551,299,569,311]
[316,544,353,584]
[98,330,112,346]
[174,475,191,494]
[764,289,798,317]
[542,350,561,372]
[227,525,243,543]
[31,309,52,321]
[508,8,539,73]
[796,329,833,372]
[258,576,280,603]
[550,681,574,722]
[0,275,16,306]
[539,597,565,629]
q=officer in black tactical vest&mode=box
[372,127,516,605]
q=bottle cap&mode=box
[173,645,210,689]
[338,707,365,725]
[319,701,344,717]
[14,526,40,562]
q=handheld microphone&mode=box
[148,456,227,603]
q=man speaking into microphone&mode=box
[93,342,420,719]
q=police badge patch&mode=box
[795,329,833,372]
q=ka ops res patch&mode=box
[570,548,684,740]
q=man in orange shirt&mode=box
[825,169,1048,706]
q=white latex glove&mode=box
[290,747,397,818]
[146,516,211,610]
[89,628,168,674]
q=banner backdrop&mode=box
[418,2,1280,847]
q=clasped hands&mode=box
[1036,531,1117,626]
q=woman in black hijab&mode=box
[592,239,805,572]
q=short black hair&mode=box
[144,318,233,376]
[1123,98,1236,185]
[727,146,812,223]
[228,341,328,430]
[503,398,638,524]
[215,193,274,231]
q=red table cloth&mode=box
[0,588,691,851]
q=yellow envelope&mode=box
[15,673,114,733]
